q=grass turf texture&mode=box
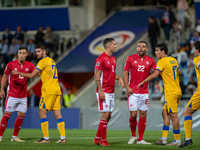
[1,129,200,150]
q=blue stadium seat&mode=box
[183,76,189,86]
[194,76,197,83]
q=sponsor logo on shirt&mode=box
[96,62,100,66]
[89,31,135,55]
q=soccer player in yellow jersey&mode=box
[137,43,182,146]
[12,45,66,143]
[178,41,200,148]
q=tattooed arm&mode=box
[94,69,105,100]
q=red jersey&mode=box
[124,54,156,94]
[4,60,35,98]
[95,52,116,93]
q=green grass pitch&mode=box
[0,129,200,150]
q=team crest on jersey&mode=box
[25,68,29,72]
[134,61,137,64]
[96,62,100,66]
[14,68,17,71]
[107,61,110,64]
[146,61,149,65]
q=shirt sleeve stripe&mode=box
[156,69,161,72]
[36,68,41,71]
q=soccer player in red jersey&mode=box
[0,47,35,142]
[123,41,156,145]
[93,38,124,146]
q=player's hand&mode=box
[99,91,105,101]
[118,78,124,89]
[137,82,144,90]
[0,91,5,99]
[126,86,133,97]
[11,70,19,75]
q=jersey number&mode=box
[112,65,115,72]
[172,66,178,81]
[52,65,58,79]
[138,65,145,72]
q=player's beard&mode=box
[138,51,146,57]
[37,54,43,60]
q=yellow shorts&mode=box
[39,94,61,111]
[186,91,200,110]
[163,94,181,113]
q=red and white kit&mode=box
[95,52,116,112]
[4,60,35,112]
[124,54,156,111]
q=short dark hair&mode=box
[103,38,114,48]
[36,45,47,51]
[194,41,200,52]
[18,46,28,52]
[155,43,168,54]
[138,41,147,47]
[149,16,155,21]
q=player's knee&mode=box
[183,109,191,117]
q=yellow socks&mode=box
[40,118,49,138]
[173,129,180,141]
[162,126,169,139]
[57,118,65,138]
[184,116,192,139]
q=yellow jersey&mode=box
[156,56,182,96]
[194,56,200,90]
[36,56,61,95]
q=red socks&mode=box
[0,113,11,136]
[95,119,108,141]
[129,116,137,137]
[100,119,108,141]
[95,120,101,139]
[13,116,25,137]
[138,117,146,141]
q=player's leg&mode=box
[11,111,25,142]
[0,96,16,141]
[100,112,110,146]
[53,110,66,143]
[128,111,137,144]
[35,95,50,143]
[94,92,108,145]
[0,111,12,142]
[178,94,199,148]
[11,97,27,142]
[49,95,66,143]
[137,94,151,145]
[96,93,113,146]
[155,108,169,145]
[167,95,181,146]
[169,112,181,145]
[128,94,138,144]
